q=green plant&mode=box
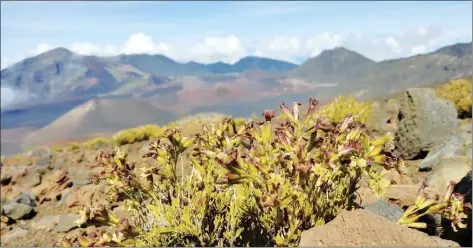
[83,137,110,149]
[315,95,373,124]
[51,144,64,152]
[67,142,81,151]
[64,98,406,247]
[435,78,472,118]
[112,125,163,146]
[397,182,471,231]
[137,124,163,140]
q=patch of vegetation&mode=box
[435,78,472,118]
[67,142,81,151]
[83,137,110,149]
[397,182,471,232]
[315,95,373,124]
[64,98,407,247]
[112,125,163,146]
[51,145,64,152]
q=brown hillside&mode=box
[21,98,177,148]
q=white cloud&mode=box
[306,33,342,56]
[251,36,303,63]
[410,45,426,55]
[28,43,54,55]
[70,42,118,56]
[190,35,247,64]
[120,32,171,55]
[4,25,470,68]
[385,36,402,54]
[268,37,300,52]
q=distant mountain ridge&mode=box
[0,48,298,106]
[288,42,472,96]
[0,41,471,127]
[1,41,472,156]
[434,42,472,58]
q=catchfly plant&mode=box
[60,97,408,247]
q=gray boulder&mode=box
[30,215,58,231]
[2,202,35,220]
[420,134,472,170]
[27,147,51,158]
[426,156,471,195]
[14,193,36,207]
[56,214,81,232]
[68,167,91,186]
[1,227,28,245]
[35,154,52,167]
[394,88,458,159]
[364,200,404,222]
[18,170,42,188]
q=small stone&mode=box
[51,158,65,170]
[56,188,72,207]
[420,135,471,170]
[30,215,58,231]
[1,227,28,245]
[2,202,35,220]
[426,156,472,196]
[28,147,51,158]
[35,155,52,167]
[68,167,91,186]
[364,200,404,222]
[18,170,42,188]
[14,193,36,207]
[6,165,27,184]
[56,214,81,232]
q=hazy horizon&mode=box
[1,1,471,69]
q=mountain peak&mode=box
[288,46,375,81]
[316,46,372,61]
[40,47,73,56]
[434,41,472,58]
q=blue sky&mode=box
[1,1,471,68]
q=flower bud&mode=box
[263,110,275,122]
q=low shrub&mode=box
[67,142,81,151]
[65,98,407,247]
[315,95,373,124]
[83,137,110,149]
[112,125,163,146]
[137,124,163,140]
[51,145,64,152]
[435,78,472,118]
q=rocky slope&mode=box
[21,98,177,149]
[0,87,471,247]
